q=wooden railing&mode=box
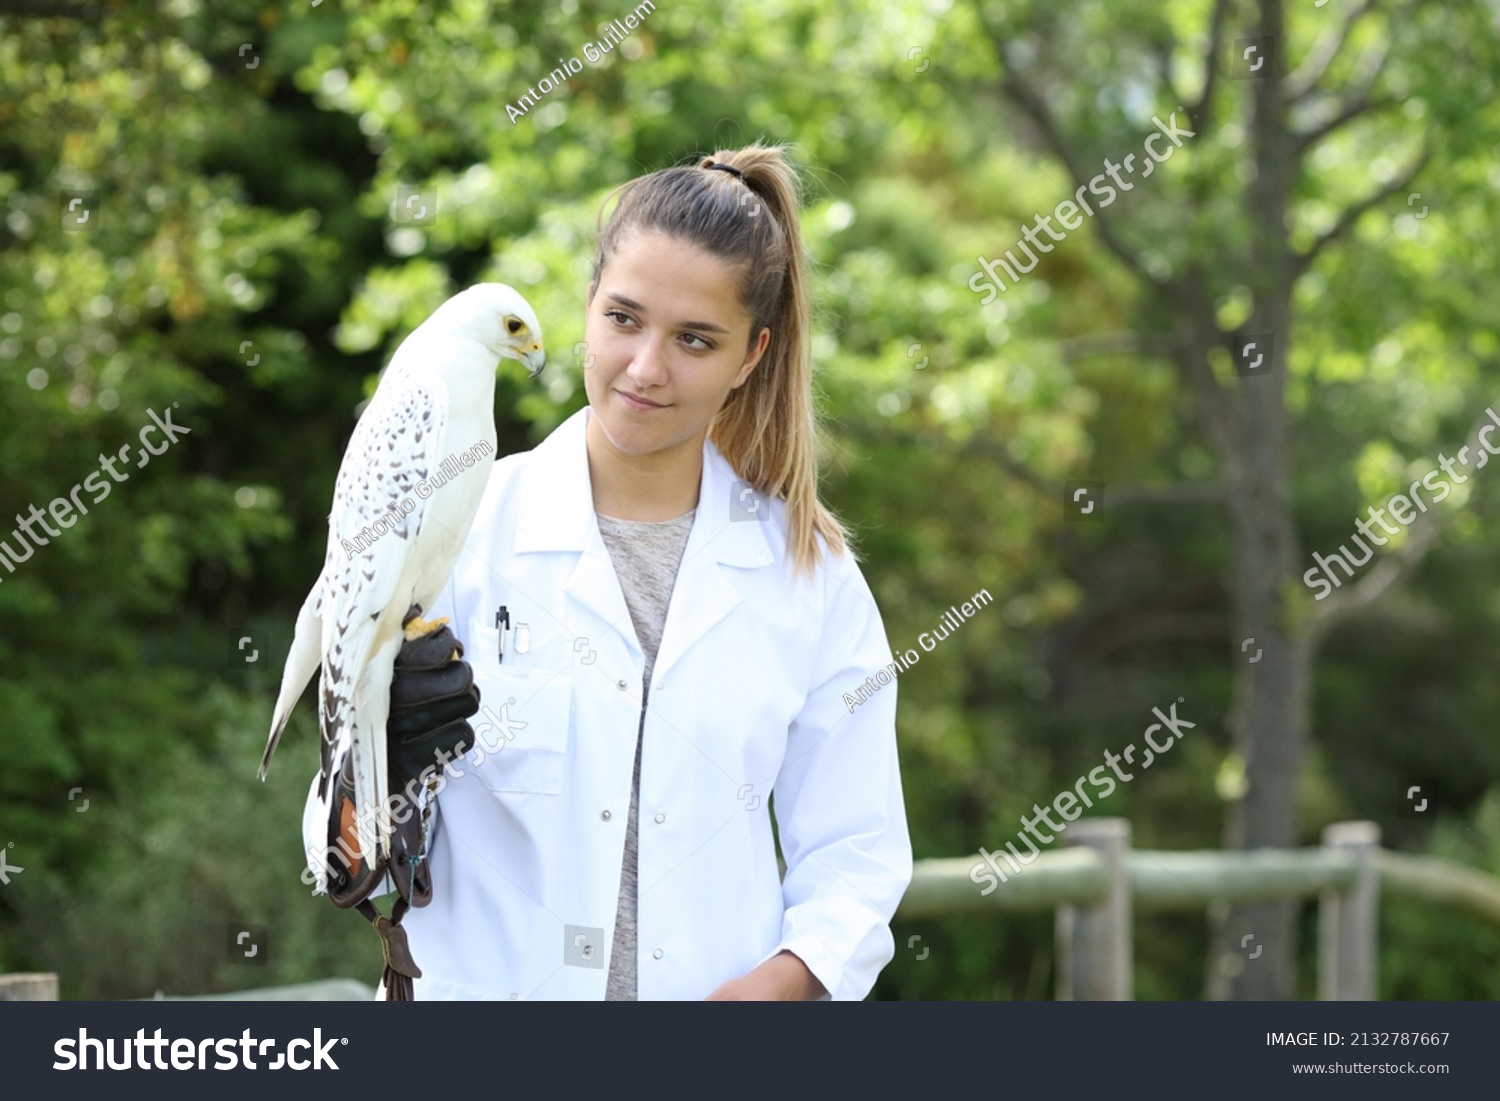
[894,818,1500,999]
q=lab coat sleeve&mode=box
[297,576,461,897]
[762,552,913,1000]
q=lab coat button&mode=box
[600,809,612,821]
[616,679,628,690]
[652,949,664,960]
[654,813,665,824]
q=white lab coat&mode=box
[302,405,912,1000]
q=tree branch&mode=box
[1293,91,1401,154]
[1293,143,1431,277]
[1163,260,1234,458]
[1186,0,1231,134]
[948,432,1058,497]
[1151,33,1185,116]
[1290,13,1400,152]
[1306,404,1496,649]
[995,67,1159,286]
[1287,0,1380,101]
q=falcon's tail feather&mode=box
[259,586,323,780]
[343,630,405,867]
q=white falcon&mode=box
[259,282,544,871]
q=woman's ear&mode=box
[734,326,771,389]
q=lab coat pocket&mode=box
[467,646,572,795]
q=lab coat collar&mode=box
[514,405,775,569]
[514,406,776,680]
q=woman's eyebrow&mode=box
[605,292,731,334]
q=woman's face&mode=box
[583,229,769,462]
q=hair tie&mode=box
[704,161,745,180]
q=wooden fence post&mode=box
[1318,821,1380,1000]
[1055,817,1132,1000]
[0,973,59,1000]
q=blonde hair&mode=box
[588,141,851,579]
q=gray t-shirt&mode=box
[596,507,696,1001]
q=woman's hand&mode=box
[704,950,827,1000]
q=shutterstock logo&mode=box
[968,111,1197,304]
[969,700,1196,895]
[1304,406,1500,600]
[54,1028,343,1071]
[0,406,190,586]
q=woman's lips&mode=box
[618,390,666,411]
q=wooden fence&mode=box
[894,818,1500,999]
[8,817,1498,1000]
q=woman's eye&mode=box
[681,333,713,351]
[605,309,636,327]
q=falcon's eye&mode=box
[506,318,524,335]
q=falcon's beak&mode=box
[521,349,546,379]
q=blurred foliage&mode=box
[1,0,1498,1000]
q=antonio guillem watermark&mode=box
[506,1,658,125]
[341,441,494,559]
[843,588,993,713]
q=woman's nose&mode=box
[625,335,670,387]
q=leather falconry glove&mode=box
[325,611,480,1000]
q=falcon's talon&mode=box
[402,614,450,642]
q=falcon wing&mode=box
[318,374,449,863]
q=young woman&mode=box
[303,143,912,1001]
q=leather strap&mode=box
[358,897,420,1001]
[325,757,436,999]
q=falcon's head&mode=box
[453,282,546,379]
